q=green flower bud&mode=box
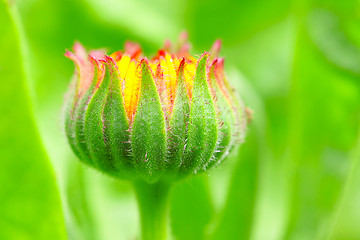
[64,38,247,183]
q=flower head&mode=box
[64,34,247,183]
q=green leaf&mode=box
[328,125,360,239]
[283,6,360,239]
[182,46,255,240]
[65,162,98,240]
[0,1,67,239]
[210,129,258,240]
[184,0,291,50]
[224,19,296,240]
[284,46,360,238]
[170,175,214,240]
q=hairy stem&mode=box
[133,180,171,240]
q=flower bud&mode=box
[64,37,247,183]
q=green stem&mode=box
[133,180,172,240]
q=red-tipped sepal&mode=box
[180,54,218,175]
[132,59,167,183]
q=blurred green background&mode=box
[1,0,360,239]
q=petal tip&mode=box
[177,57,186,75]
[140,58,152,74]
[209,40,222,61]
[125,41,142,59]
[179,31,188,42]
[198,52,210,64]
[179,57,186,68]
[140,58,149,66]
[64,50,74,59]
[211,40,222,52]
[103,55,116,63]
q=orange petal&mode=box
[209,40,222,62]
[125,41,142,59]
[183,58,196,98]
[123,59,141,121]
[159,53,177,112]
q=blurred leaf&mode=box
[185,0,292,51]
[223,20,296,240]
[210,130,258,240]
[219,3,360,237]
[0,1,67,239]
[328,124,360,240]
[307,9,360,75]
[84,172,139,240]
[170,175,214,240]
[84,0,183,43]
[284,5,360,239]
[65,163,98,240]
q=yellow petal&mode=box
[117,54,131,81]
[123,60,141,121]
[183,59,196,98]
[160,53,177,112]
